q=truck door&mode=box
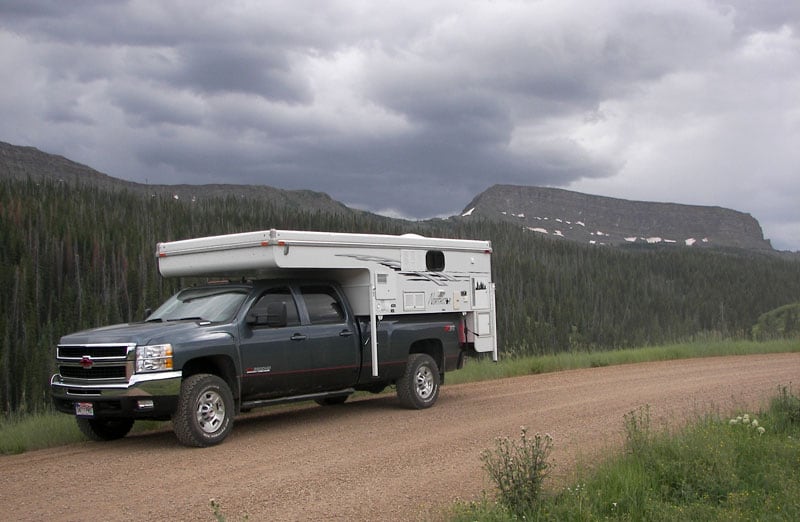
[238,284,360,399]
[296,284,360,391]
[239,286,307,399]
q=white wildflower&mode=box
[757,427,766,435]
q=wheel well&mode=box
[409,339,444,373]
[181,355,238,397]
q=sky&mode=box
[1,1,798,251]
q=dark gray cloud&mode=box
[0,0,798,250]
[163,44,312,102]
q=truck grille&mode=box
[56,343,135,382]
[59,366,128,379]
[58,345,130,358]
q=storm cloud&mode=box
[1,0,798,249]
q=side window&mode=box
[426,250,445,271]
[250,287,300,327]
[300,286,346,324]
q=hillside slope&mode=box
[0,141,353,216]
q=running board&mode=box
[240,388,355,411]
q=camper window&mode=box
[426,250,445,271]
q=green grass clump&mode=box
[0,413,167,455]
[0,412,85,454]
[452,385,800,521]
[448,339,799,385]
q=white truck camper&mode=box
[156,229,498,376]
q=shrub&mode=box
[480,427,553,516]
[623,404,653,455]
[770,384,800,432]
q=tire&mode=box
[396,354,440,409]
[76,417,134,441]
[173,374,234,447]
[314,395,350,406]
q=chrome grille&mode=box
[56,343,135,382]
[58,345,130,358]
[59,366,127,379]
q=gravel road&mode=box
[2,353,798,521]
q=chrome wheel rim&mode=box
[196,389,226,434]
[415,365,435,399]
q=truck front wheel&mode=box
[76,417,134,441]
[173,374,234,447]
[397,354,440,409]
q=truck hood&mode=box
[58,320,232,346]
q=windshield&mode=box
[147,287,249,323]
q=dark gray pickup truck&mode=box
[51,279,466,446]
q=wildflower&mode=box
[757,427,766,435]
[729,418,739,425]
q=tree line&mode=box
[2,177,800,414]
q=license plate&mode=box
[75,402,94,417]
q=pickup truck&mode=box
[51,279,466,446]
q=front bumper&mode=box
[51,371,182,420]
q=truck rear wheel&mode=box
[173,374,234,447]
[76,417,134,441]
[397,354,440,409]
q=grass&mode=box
[446,338,800,385]
[0,413,166,455]
[0,411,87,454]
[1,338,797,455]
[450,385,800,521]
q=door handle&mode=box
[339,329,354,337]
[290,333,307,341]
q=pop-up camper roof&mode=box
[157,229,491,277]
[157,229,497,372]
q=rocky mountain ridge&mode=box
[460,184,773,251]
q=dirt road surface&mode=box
[2,353,798,521]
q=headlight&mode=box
[136,344,174,372]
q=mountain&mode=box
[0,141,354,216]
[459,184,773,251]
[0,141,780,253]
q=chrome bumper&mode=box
[50,371,183,418]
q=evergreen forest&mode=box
[2,177,800,415]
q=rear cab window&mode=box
[300,285,346,324]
